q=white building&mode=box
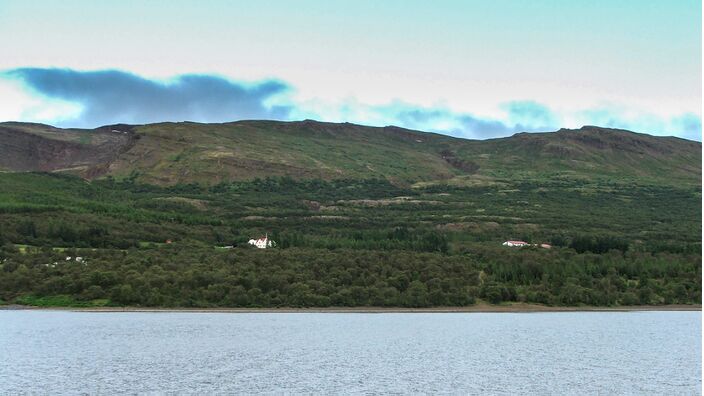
[248,235,274,249]
[502,241,552,248]
[502,240,529,247]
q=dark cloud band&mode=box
[6,68,292,127]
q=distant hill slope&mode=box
[452,126,701,183]
[0,122,135,177]
[0,120,700,185]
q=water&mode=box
[0,310,700,394]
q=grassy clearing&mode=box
[14,244,68,254]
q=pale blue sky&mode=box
[0,0,700,139]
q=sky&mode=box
[0,0,701,140]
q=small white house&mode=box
[502,240,529,247]
[248,235,274,249]
[502,241,553,248]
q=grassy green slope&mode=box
[107,121,461,185]
[107,121,701,186]
[452,126,701,184]
[0,120,700,186]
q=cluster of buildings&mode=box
[226,231,554,251]
[240,235,548,250]
[44,256,87,268]
[245,235,546,250]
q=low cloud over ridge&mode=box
[382,100,558,139]
[2,68,701,141]
[6,68,292,127]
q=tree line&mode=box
[1,244,699,308]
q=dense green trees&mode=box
[570,235,629,254]
[0,172,700,307]
[0,244,699,307]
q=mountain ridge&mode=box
[0,120,700,185]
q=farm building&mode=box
[248,235,274,249]
[502,240,529,247]
[502,241,552,249]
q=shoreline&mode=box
[1,303,700,313]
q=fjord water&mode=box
[0,311,700,394]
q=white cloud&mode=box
[0,79,82,124]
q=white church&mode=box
[248,234,275,249]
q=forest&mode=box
[0,172,700,307]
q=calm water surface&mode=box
[0,310,700,394]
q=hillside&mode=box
[452,126,701,183]
[0,120,700,309]
[0,120,699,185]
[0,122,135,177]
